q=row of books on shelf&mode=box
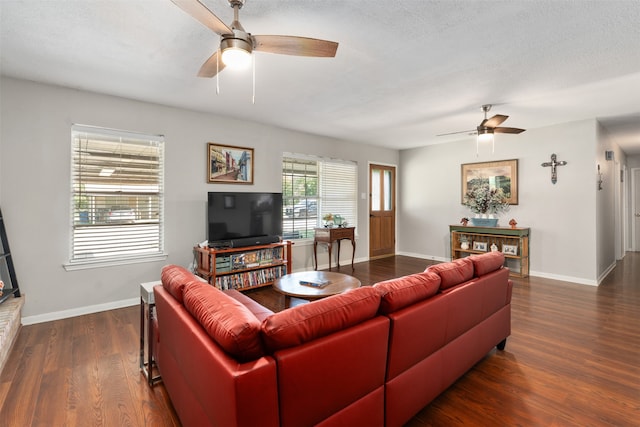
[214,265,287,290]
[214,247,284,272]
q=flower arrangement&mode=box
[462,184,510,215]
[322,213,334,227]
[322,213,334,222]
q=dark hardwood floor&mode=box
[1,253,639,426]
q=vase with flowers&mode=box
[322,213,334,227]
[462,183,510,226]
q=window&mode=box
[282,154,357,240]
[67,125,165,269]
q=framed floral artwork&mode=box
[461,159,518,205]
[207,143,254,184]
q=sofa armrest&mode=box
[155,285,279,427]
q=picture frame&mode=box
[473,241,488,252]
[461,159,518,205]
[502,244,518,256]
[207,143,254,184]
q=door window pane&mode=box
[384,169,392,211]
[371,169,380,212]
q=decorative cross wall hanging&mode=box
[541,153,568,184]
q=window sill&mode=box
[288,238,315,246]
[64,253,168,271]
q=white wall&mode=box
[0,77,398,321]
[398,119,600,284]
[627,156,640,168]
[596,122,628,277]
[1,76,629,322]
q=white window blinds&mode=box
[282,154,357,240]
[69,125,165,266]
[319,161,358,226]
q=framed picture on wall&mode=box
[461,159,518,204]
[207,143,254,184]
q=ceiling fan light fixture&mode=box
[477,128,494,144]
[476,127,495,155]
[220,37,252,69]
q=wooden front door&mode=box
[369,164,396,259]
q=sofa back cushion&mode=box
[261,287,381,352]
[161,264,199,304]
[425,257,474,290]
[470,251,505,276]
[373,271,441,314]
[183,282,264,362]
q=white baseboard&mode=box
[597,260,617,285]
[21,254,610,325]
[519,270,597,286]
[22,297,139,325]
[296,256,369,273]
[397,252,602,286]
[396,251,449,263]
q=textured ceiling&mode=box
[1,0,639,154]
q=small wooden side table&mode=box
[140,280,162,386]
[313,226,356,271]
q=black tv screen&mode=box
[207,192,283,246]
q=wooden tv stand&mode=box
[194,241,292,291]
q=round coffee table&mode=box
[273,271,361,308]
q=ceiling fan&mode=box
[438,104,526,138]
[170,0,339,78]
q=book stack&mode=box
[299,279,331,289]
[228,247,284,271]
[215,256,231,273]
[215,265,287,290]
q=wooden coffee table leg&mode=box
[284,295,291,309]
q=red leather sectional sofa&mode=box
[153,251,512,427]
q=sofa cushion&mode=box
[425,257,474,290]
[373,271,441,314]
[261,287,381,352]
[183,282,264,362]
[470,251,505,276]
[161,264,200,304]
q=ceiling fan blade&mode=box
[436,129,476,137]
[482,114,509,128]
[197,50,226,78]
[494,127,526,134]
[253,35,338,57]
[170,0,233,36]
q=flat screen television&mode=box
[207,192,283,247]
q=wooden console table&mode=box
[449,225,530,278]
[314,227,356,271]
